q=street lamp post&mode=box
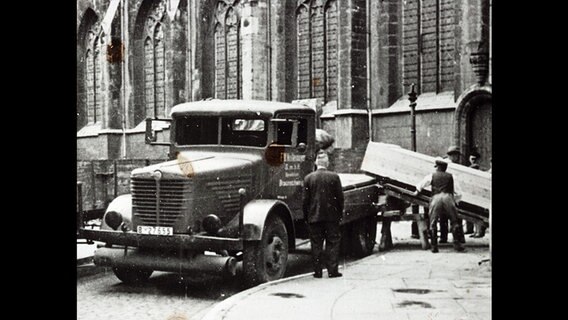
[408,83,417,152]
[408,83,420,239]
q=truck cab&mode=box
[81,100,378,286]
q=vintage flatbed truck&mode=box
[80,100,379,286]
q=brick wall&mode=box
[329,145,367,174]
[372,108,455,157]
[402,0,419,92]
[77,133,122,160]
[125,130,171,159]
[350,0,368,109]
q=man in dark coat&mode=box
[302,152,344,278]
[413,157,465,253]
[442,146,466,244]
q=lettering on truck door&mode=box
[269,114,315,217]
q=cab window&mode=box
[221,118,267,147]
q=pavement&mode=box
[76,221,491,320]
[201,221,491,320]
[77,240,97,265]
[77,238,109,277]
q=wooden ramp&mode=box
[361,142,491,226]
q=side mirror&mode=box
[145,118,157,143]
[297,142,307,153]
[145,117,172,146]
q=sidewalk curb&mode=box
[200,250,386,320]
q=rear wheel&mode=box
[349,216,377,258]
[112,267,153,284]
[243,215,289,287]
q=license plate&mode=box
[137,226,173,236]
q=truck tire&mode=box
[350,216,377,258]
[243,215,289,287]
[112,267,153,284]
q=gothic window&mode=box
[85,27,103,124]
[296,5,310,99]
[144,1,167,118]
[325,0,338,101]
[296,0,338,102]
[214,1,241,99]
[215,23,226,99]
[403,0,455,94]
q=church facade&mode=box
[77,0,492,171]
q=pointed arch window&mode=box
[402,0,455,94]
[296,0,338,102]
[214,1,241,99]
[144,1,167,118]
[85,27,103,124]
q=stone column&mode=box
[240,0,270,100]
[457,0,490,96]
[333,0,368,151]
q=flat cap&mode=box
[446,145,461,155]
[434,157,449,167]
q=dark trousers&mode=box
[309,221,341,274]
[429,193,461,247]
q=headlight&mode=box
[104,211,123,230]
[202,214,222,235]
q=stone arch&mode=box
[77,8,99,130]
[202,0,242,100]
[77,0,97,33]
[454,85,492,168]
[132,0,178,125]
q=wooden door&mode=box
[468,101,492,171]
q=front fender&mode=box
[241,200,295,246]
[101,194,133,231]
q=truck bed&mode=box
[338,173,379,225]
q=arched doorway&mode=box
[469,99,492,170]
[455,86,492,170]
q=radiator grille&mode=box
[131,178,191,226]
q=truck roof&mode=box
[170,99,316,118]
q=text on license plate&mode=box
[137,226,173,235]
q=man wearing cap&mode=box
[302,151,344,278]
[413,158,465,253]
[467,151,485,238]
[440,146,466,243]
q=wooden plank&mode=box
[338,173,377,191]
[361,141,491,210]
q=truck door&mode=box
[268,114,315,218]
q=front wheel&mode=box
[112,267,153,284]
[349,216,377,258]
[243,215,289,287]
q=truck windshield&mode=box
[175,116,267,147]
